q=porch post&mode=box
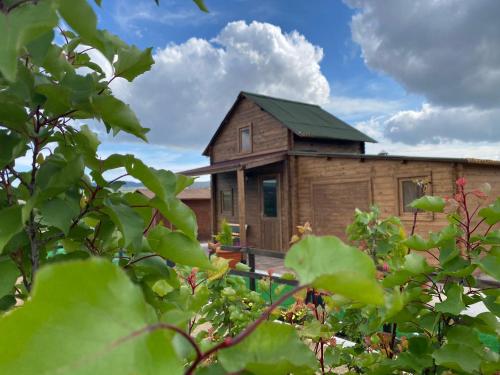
[237,167,246,246]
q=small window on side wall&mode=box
[239,125,252,153]
[220,190,233,215]
[399,177,430,215]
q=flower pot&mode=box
[215,248,243,268]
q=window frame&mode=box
[238,124,252,154]
[260,175,279,219]
[220,189,234,215]
[397,175,433,220]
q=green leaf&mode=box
[435,284,466,315]
[0,295,16,312]
[175,174,195,195]
[125,158,176,201]
[147,226,212,269]
[218,322,317,374]
[36,153,85,200]
[432,326,483,373]
[39,196,80,235]
[152,279,173,297]
[476,246,500,280]
[402,253,432,275]
[150,196,198,239]
[403,234,431,251]
[193,0,209,12]
[36,84,72,115]
[0,93,28,133]
[479,198,500,225]
[285,236,384,305]
[57,0,98,45]
[0,130,27,169]
[0,205,23,254]
[0,1,58,81]
[0,257,20,297]
[114,46,154,81]
[410,195,445,213]
[433,343,481,373]
[92,95,149,141]
[480,230,500,245]
[0,259,183,375]
[103,198,144,249]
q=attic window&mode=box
[238,125,252,153]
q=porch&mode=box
[182,151,293,251]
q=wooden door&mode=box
[259,175,281,250]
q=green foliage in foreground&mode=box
[0,1,499,374]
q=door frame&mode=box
[258,173,282,250]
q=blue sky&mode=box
[87,0,500,180]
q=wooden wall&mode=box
[212,156,499,253]
[292,136,363,154]
[294,156,456,239]
[211,98,289,163]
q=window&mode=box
[220,190,233,214]
[239,126,252,153]
[262,178,278,217]
[399,177,429,214]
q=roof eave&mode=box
[293,131,377,143]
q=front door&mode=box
[260,175,281,251]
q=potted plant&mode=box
[210,220,243,268]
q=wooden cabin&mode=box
[182,92,500,251]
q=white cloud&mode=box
[383,104,500,144]
[346,0,500,109]
[355,115,500,160]
[346,0,500,145]
[112,20,330,148]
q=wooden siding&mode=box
[295,156,456,238]
[312,179,371,238]
[293,136,363,154]
[211,98,289,163]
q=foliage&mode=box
[0,1,499,375]
[214,218,234,246]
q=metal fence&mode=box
[220,245,298,291]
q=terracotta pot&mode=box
[215,248,243,268]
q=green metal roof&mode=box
[241,91,376,143]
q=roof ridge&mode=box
[241,91,321,108]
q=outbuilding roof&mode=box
[203,91,376,155]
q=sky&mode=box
[88,0,500,179]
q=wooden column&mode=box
[237,167,246,246]
[210,174,217,238]
[289,155,299,231]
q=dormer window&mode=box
[238,125,252,153]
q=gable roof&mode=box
[203,91,376,155]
